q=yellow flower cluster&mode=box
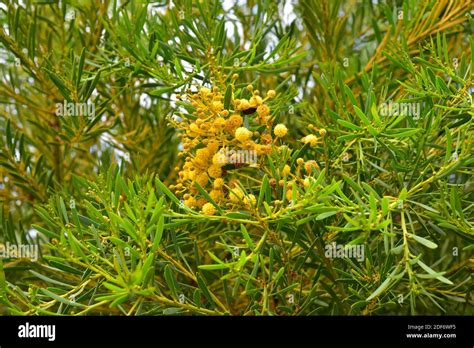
[170,80,324,216]
[301,125,327,147]
[170,80,280,214]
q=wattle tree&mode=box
[0,0,472,316]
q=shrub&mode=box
[0,0,472,315]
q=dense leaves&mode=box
[0,0,472,315]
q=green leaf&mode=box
[30,270,73,288]
[149,85,178,97]
[31,224,58,239]
[337,119,363,131]
[417,260,453,285]
[409,234,438,249]
[151,215,164,252]
[382,129,421,138]
[316,211,338,220]
[198,263,231,270]
[370,103,382,127]
[76,47,86,88]
[164,265,179,299]
[223,84,232,109]
[353,105,371,126]
[240,224,254,249]
[44,68,72,102]
[84,71,101,101]
[40,288,86,308]
[58,197,69,224]
[196,273,215,307]
[343,84,358,106]
[155,177,181,206]
[366,266,402,301]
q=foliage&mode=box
[0,0,472,316]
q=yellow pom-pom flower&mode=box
[256,104,270,118]
[249,96,262,107]
[202,202,216,215]
[235,127,252,142]
[184,196,197,208]
[304,160,319,173]
[196,198,207,208]
[214,117,226,128]
[212,152,227,166]
[209,189,224,203]
[208,164,222,178]
[239,99,250,110]
[206,140,219,153]
[195,172,208,187]
[302,134,318,147]
[200,87,211,96]
[229,114,243,127]
[213,178,224,189]
[274,124,288,138]
[211,101,224,112]
[189,123,200,134]
[196,148,211,160]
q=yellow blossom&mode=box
[202,202,216,215]
[303,178,312,188]
[249,96,262,107]
[212,152,227,166]
[302,134,318,147]
[184,196,197,208]
[206,140,219,153]
[196,148,211,160]
[235,127,252,142]
[195,172,208,187]
[256,104,270,118]
[239,99,250,110]
[209,189,224,202]
[200,87,211,96]
[213,178,224,189]
[208,164,222,178]
[189,123,200,133]
[211,101,224,111]
[229,114,243,127]
[274,124,288,138]
[214,117,226,127]
[267,90,276,98]
[196,198,207,208]
[304,160,319,173]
